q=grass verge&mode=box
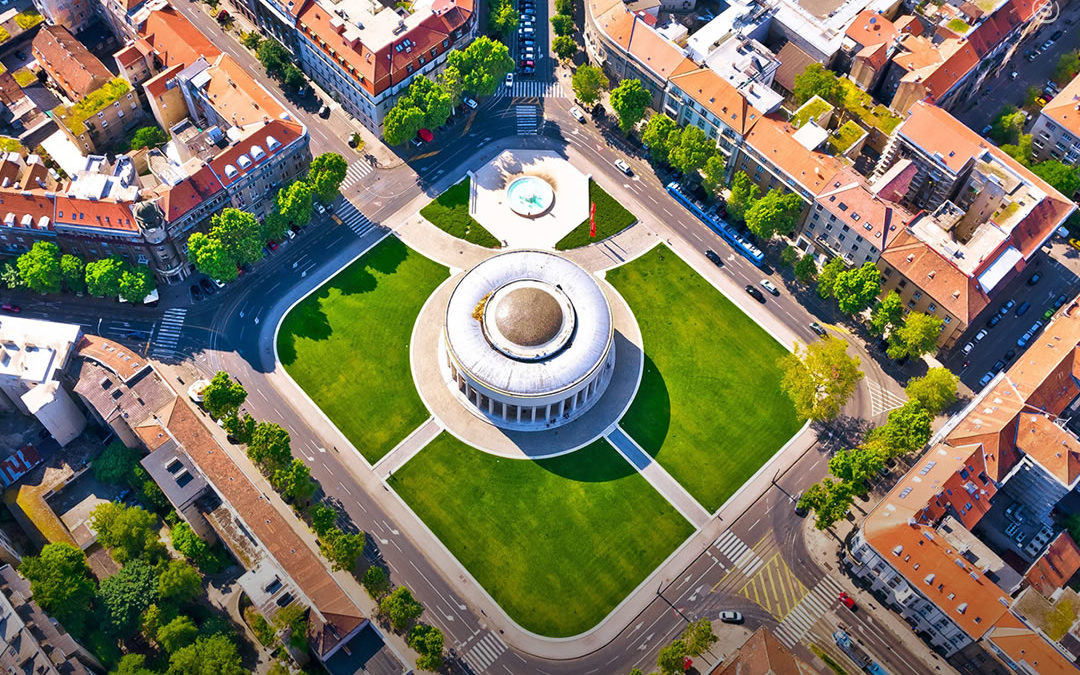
[389,434,694,636]
[420,178,501,248]
[277,237,448,462]
[555,179,637,250]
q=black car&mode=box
[1028,272,1042,285]
[745,285,765,303]
[1004,348,1017,361]
[190,284,203,301]
[992,359,1006,373]
[318,105,330,118]
[1054,294,1068,309]
[705,249,723,267]
[986,313,1000,328]
[199,278,217,295]
[1052,30,1064,40]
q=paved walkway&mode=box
[372,417,441,479]
[607,427,711,528]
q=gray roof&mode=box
[140,441,207,512]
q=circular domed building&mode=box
[442,250,615,430]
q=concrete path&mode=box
[372,417,441,480]
[607,427,711,529]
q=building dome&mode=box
[442,250,616,430]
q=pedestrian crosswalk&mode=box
[774,575,846,648]
[339,159,373,190]
[868,380,907,417]
[461,631,507,672]
[335,200,376,236]
[714,529,765,577]
[496,79,566,99]
[152,308,187,357]
[516,104,540,135]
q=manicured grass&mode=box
[555,179,637,250]
[277,237,448,463]
[608,246,804,510]
[791,96,833,129]
[828,120,866,155]
[389,434,694,636]
[420,178,501,248]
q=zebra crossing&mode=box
[460,631,507,672]
[774,575,846,648]
[151,308,187,357]
[339,159,373,190]
[516,104,540,135]
[335,201,375,236]
[868,380,907,417]
[714,529,765,577]
[497,79,566,99]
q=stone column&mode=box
[558,398,566,417]
[531,406,537,423]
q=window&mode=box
[838,234,845,241]
[913,291,922,300]
[944,316,951,324]
[899,279,907,288]
[927,304,936,312]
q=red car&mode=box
[0,303,20,313]
[267,241,279,252]
[839,592,856,609]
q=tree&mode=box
[19,543,95,634]
[167,634,245,675]
[201,371,247,420]
[170,522,211,563]
[380,586,423,631]
[90,502,164,563]
[668,125,712,178]
[1055,49,1080,85]
[799,478,854,530]
[319,528,366,572]
[1024,85,1041,109]
[1031,159,1080,196]
[681,618,716,656]
[186,233,237,283]
[867,400,933,458]
[309,152,348,204]
[552,35,577,60]
[143,602,179,641]
[60,254,85,293]
[99,559,159,635]
[793,63,842,106]
[447,36,514,97]
[282,64,304,92]
[990,105,1026,146]
[887,312,944,360]
[119,264,155,303]
[781,245,799,268]
[158,560,202,606]
[256,39,290,76]
[828,447,884,494]
[261,209,289,243]
[869,290,903,336]
[209,208,263,266]
[240,31,262,50]
[641,113,677,164]
[816,256,846,299]
[656,639,687,675]
[831,262,881,315]
[905,367,958,415]
[16,241,61,293]
[130,126,168,150]
[92,440,142,485]
[309,502,337,537]
[437,64,464,107]
[84,256,125,297]
[779,337,863,422]
[488,0,518,36]
[276,180,314,229]
[551,13,573,35]
[0,261,21,289]
[363,566,390,598]
[1001,134,1034,166]
[158,615,199,653]
[222,412,256,444]
[727,171,759,222]
[609,78,651,134]
[409,624,444,671]
[383,104,425,146]
[744,189,803,239]
[396,75,453,130]
[247,421,292,473]
[701,153,726,196]
[570,64,608,107]
[794,254,817,284]
[555,0,572,12]
[272,459,316,503]
[114,653,158,675]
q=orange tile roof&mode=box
[744,116,847,195]
[1014,412,1080,487]
[139,5,220,69]
[114,44,143,68]
[1040,72,1080,138]
[32,25,112,100]
[158,164,223,222]
[144,63,183,98]
[880,228,990,322]
[845,10,898,49]
[892,33,945,74]
[54,196,137,232]
[1025,532,1080,597]
[202,55,285,128]
[894,15,923,36]
[599,10,688,82]
[0,190,54,233]
[209,118,305,188]
[857,41,889,70]
[816,167,913,248]
[669,66,762,136]
[984,611,1079,675]
[75,334,149,381]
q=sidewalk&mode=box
[372,417,441,480]
[607,427,711,528]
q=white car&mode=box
[760,279,780,296]
[961,341,974,354]
[505,73,514,88]
[211,278,226,288]
[719,610,743,624]
[569,106,586,122]
[614,158,632,175]
[974,329,988,341]
[464,96,478,109]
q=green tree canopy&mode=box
[19,543,96,634]
[92,440,141,485]
[380,586,423,631]
[816,256,846,299]
[90,501,164,563]
[247,421,292,473]
[158,560,203,606]
[309,152,348,204]
[667,125,712,178]
[641,113,677,164]
[261,209,289,243]
[362,565,390,598]
[869,290,903,336]
[167,634,245,675]
[170,522,211,563]
[1001,134,1034,166]
[1031,159,1080,196]
[60,254,85,293]
[866,400,933,458]
[241,31,262,50]
[114,653,158,675]
[550,14,573,35]
[744,189,803,239]
[681,618,716,656]
[487,0,519,36]
[396,75,453,130]
[409,623,444,671]
[552,35,577,60]
[657,639,687,675]
[99,558,159,635]
[271,458,316,503]
[609,78,651,134]
[84,256,126,297]
[793,63,842,106]
[904,367,958,415]
[256,39,290,76]
[447,36,514,97]
[887,312,944,360]
[16,241,61,293]
[223,411,256,444]
[798,477,853,530]
[780,337,863,422]
[701,153,726,196]
[119,264,155,303]
[319,528,366,572]
[209,208,263,266]
[727,171,759,222]
[990,105,1027,146]
[383,104,425,146]
[130,126,168,150]
[276,180,314,229]
[828,447,885,494]
[201,371,247,420]
[157,615,198,653]
[1055,50,1080,85]
[437,64,464,107]
[0,261,22,289]
[310,502,337,537]
[186,233,237,283]
[831,262,882,315]
[555,0,572,12]
[794,254,817,284]
[570,64,608,107]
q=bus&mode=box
[665,181,765,267]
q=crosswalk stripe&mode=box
[340,160,373,189]
[716,530,736,547]
[772,576,842,649]
[719,537,744,559]
[462,632,506,672]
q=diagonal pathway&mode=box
[607,427,711,528]
[372,417,442,479]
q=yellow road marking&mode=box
[738,553,809,620]
[411,149,441,160]
[462,110,478,135]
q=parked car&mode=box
[199,278,217,295]
[1005,348,1017,361]
[1055,294,1069,309]
[505,73,514,88]
[794,492,809,516]
[979,371,994,387]
[974,329,988,341]
[1016,301,1031,316]
[981,124,993,136]
[0,303,19,313]
[614,158,632,175]
[745,285,766,303]
[190,284,203,301]
[760,279,780,296]
[519,59,535,69]
[315,202,326,215]
[318,105,330,118]
[522,66,535,75]
[1000,299,1016,316]
[1052,30,1064,40]
[211,278,226,288]
[1028,272,1042,285]
[705,249,723,267]
[267,241,279,252]
[719,611,744,624]
[809,322,828,337]
[569,106,586,123]
[961,341,974,354]
[464,96,478,109]
[992,359,1006,374]
[838,593,856,610]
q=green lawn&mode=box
[389,434,694,637]
[555,180,637,250]
[608,246,804,510]
[420,178,501,248]
[277,237,448,463]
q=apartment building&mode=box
[1031,73,1080,167]
[32,25,113,101]
[31,0,94,33]
[51,77,146,154]
[847,300,1080,672]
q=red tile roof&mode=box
[880,228,991,323]
[208,118,305,188]
[75,334,148,381]
[1025,532,1080,597]
[984,611,1080,675]
[32,25,112,100]
[816,167,913,249]
[0,190,54,233]
[845,10,898,49]
[139,5,220,69]
[158,164,224,222]
[54,197,137,232]
[669,65,762,136]
[202,55,286,128]
[710,627,821,674]
[744,116,847,195]
[1041,72,1080,139]
[1014,412,1080,487]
